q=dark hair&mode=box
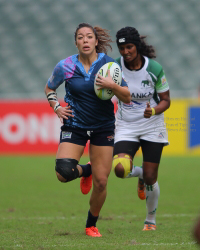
[74,23,113,54]
[116,27,156,58]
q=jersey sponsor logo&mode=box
[107,134,114,141]
[161,75,167,85]
[87,131,93,137]
[118,38,125,43]
[132,101,142,105]
[158,132,164,138]
[141,80,150,88]
[131,91,154,99]
[62,131,72,139]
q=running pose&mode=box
[113,26,170,230]
[44,23,130,237]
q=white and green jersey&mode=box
[116,56,169,122]
[114,56,169,144]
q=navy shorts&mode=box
[60,125,115,147]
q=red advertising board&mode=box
[0,100,117,155]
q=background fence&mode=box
[0,0,200,155]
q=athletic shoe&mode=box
[80,162,92,195]
[142,222,156,231]
[138,178,146,200]
[85,226,102,237]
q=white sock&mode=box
[126,165,143,179]
[145,182,160,224]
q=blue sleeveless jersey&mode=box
[47,53,127,130]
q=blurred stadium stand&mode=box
[0,0,200,99]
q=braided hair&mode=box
[116,27,156,58]
[74,23,113,54]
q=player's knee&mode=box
[113,155,132,178]
[55,158,79,183]
[94,177,107,193]
[56,171,67,182]
[143,171,157,185]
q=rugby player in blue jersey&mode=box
[44,23,131,237]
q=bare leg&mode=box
[89,145,113,216]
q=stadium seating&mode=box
[0,0,200,98]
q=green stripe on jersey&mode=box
[146,59,169,92]
[115,57,121,66]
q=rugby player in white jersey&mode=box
[113,26,170,231]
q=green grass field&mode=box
[0,155,200,250]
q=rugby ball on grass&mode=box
[94,62,122,100]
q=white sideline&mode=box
[1,214,197,220]
[141,242,196,246]
[0,242,197,248]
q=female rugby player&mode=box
[113,26,170,231]
[44,23,131,237]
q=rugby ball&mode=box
[94,62,122,100]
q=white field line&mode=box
[0,242,197,248]
[0,214,197,220]
[140,242,197,246]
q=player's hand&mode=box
[55,105,74,120]
[144,102,152,118]
[95,70,115,90]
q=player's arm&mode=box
[44,84,60,112]
[111,85,130,103]
[95,70,131,103]
[144,90,170,118]
[44,84,74,121]
[144,67,170,118]
[45,61,74,121]
[155,69,171,114]
[155,90,170,114]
